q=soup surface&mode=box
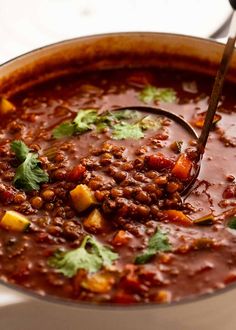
[0,67,236,304]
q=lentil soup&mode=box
[0,67,236,304]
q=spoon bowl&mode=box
[113,4,236,196]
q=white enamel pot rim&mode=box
[0,32,236,330]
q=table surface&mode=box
[0,0,232,64]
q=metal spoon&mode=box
[182,1,236,194]
[113,1,236,196]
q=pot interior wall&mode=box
[0,33,236,97]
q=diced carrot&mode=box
[112,230,132,246]
[172,154,192,180]
[163,210,192,226]
[146,153,174,171]
[191,112,221,128]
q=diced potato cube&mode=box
[81,272,115,293]
[154,290,171,303]
[0,210,30,232]
[70,184,96,212]
[83,209,106,233]
[0,97,15,114]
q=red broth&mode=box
[0,68,236,304]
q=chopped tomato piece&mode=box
[172,154,192,180]
[0,189,15,204]
[146,153,174,171]
[163,210,192,226]
[119,264,147,293]
[120,274,142,292]
[0,183,16,204]
[224,271,236,285]
[127,71,153,87]
[67,164,86,182]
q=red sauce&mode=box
[0,68,236,304]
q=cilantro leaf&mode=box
[135,229,171,264]
[73,109,98,133]
[48,235,118,278]
[139,115,163,130]
[228,216,236,230]
[11,140,48,191]
[52,108,162,141]
[52,122,76,139]
[99,110,138,124]
[112,122,144,140]
[11,140,30,162]
[89,237,118,266]
[52,109,98,139]
[111,114,163,140]
[139,86,176,104]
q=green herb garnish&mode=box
[11,140,49,191]
[48,235,118,278]
[53,109,137,139]
[135,229,171,264]
[170,140,183,154]
[228,216,236,230]
[193,214,214,226]
[52,109,98,138]
[139,86,176,104]
[112,114,163,140]
[73,109,98,133]
[112,122,144,140]
[98,110,138,124]
[139,115,163,130]
[52,122,76,139]
[52,109,163,141]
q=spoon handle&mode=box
[198,10,236,152]
[229,0,236,10]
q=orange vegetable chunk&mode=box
[172,154,192,180]
[163,210,192,226]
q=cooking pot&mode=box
[0,32,236,330]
